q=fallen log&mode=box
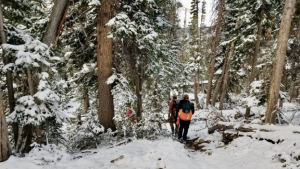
[208,123,269,134]
[208,122,300,134]
[221,131,284,145]
[107,138,132,149]
[110,155,124,163]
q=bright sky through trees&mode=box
[178,0,213,27]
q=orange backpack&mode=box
[178,109,193,121]
[176,109,193,125]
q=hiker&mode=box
[169,95,179,136]
[126,105,136,122]
[176,94,194,141]
[126,105,133,117]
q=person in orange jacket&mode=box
[176,94,194,141]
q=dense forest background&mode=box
[1,0,300,166]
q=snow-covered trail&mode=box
[0,136,283,169]
[1,108,296,169]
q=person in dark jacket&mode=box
[176,94,194,141]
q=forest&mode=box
[1,0,300,168]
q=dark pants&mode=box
[178,119,191,140]
[169,113,179,134]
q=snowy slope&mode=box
[1,105,300,169]
[0,135,285,169]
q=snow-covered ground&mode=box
[1,102,300,169]
[0,133,286,169]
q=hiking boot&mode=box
[172,132,178,137]
[183,136,190,140]
[177,137,183,143]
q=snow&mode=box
[107,74,118,84]
[0,136,280,169]
[215,68,222,74]
[2,107,300,169]
[242,96,260,107]
[88,0,100,5]
[2,99,300,168]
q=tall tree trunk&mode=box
[168,2,177,39]
[219,16,240,110]
[83,87,90,114]
[265,0,296,124]
[211,66,224,106]
[77,87,90,125]
[42,0,70,47]
[26,68,35,96]
[0,0,18,145]
[0,84,11,162]
[194,75,200,109]
[97,0,116,131]
[15,125,33,153]
[211,45,230,106]
[135,63,143,119]
[245,7,264,119]
[279,66,287,108]
[26,69,44,144]
[15,69,38,153]
[219,42,235,110]
[206,0,224,107]
[194,0,201,110]
[183,8,187,38]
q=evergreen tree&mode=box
[108,0,181,137]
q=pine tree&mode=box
[189,0,201,109]
[108,0,182,137]
[1,0,53,148]
[58,0,99,123]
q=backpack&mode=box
[178,101,193,121]
[172,100,178,115]
[181,101,191,114]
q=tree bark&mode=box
[211,44,232,106]
[15,124,33,153]
[26,68,35,96]
[194,0,201,110]
[206,0,224,107]
[219,18,239,110]
[42,0,70,47]
[26,68,44,144]
[83,87,90,114]
[0,0,18,145]
[219,42,235,110]
[97,0,116,131]
[246,7,264,119]
[135,63,143,119]
[211,67,224,106]
[265,0,296,124]
[211,54,227,106]
[194,75,200,109]
[0,84,11,162]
